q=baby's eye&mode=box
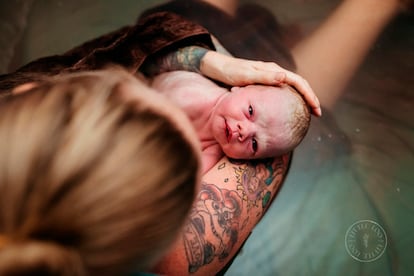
[248,105,254,116]
[252,138,258,153]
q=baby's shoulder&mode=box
[201,143,224,173]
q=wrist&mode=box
[200,50,239,85]
[200,51,225,81]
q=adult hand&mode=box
[201,51,322,116]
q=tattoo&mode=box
[183,182,242,273]
[218,162,226,170]
[182,154,290,274]
[141,46,208,76]
[235,158,287,210]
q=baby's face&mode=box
[210,85,294,159]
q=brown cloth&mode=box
[141,0,295,70]
[0,11,215,94]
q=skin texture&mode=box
[151,70,308,173]
[145,46,321,117]
[143,35,305,275]
[0,18,316,275]
[148,0,404,274]
[208,84,301,159]
[142,24,296,276]
[154,152,291,275]
[1,0,402,273]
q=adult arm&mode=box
[144,44,297,274]
[202,50,321,116]
[199,0,402,110]
[143,45,321,116]
[153,153,291,275]
[292,0,401,109]
[68,12,215,73]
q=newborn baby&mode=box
[151,71,311,173]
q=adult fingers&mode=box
[280,70,322,117]
[236,61,286,86]
[250,61,322,116]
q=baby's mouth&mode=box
[225,121,232,142]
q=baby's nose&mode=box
[237,122,251,142]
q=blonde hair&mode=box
[261,84,311,155]
[0,69,200,275]
[285,86,311,151]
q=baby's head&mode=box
[212,84,311,159]
[266,84,311,154]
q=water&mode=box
[1,1,413,275]
[227,5,414,276]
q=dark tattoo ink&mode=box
[218,162,226,170]
[182,155,290,273]
[233,158,281,210]
[142,46,208,76]
[183,182,242,273]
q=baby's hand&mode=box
[202,51,322,116]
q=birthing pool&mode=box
[1,1,413,275]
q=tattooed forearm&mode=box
[141,46,208,76]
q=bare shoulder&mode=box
[154,153,291,275]
[200,144,224,174]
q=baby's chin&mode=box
[222,148,248,160]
